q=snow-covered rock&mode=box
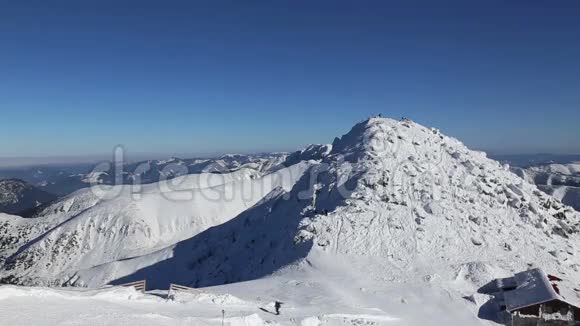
[278,144,332,169]
[0,164,309,285]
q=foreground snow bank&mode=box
[172,290,249,305]
[0,284,155,302]
[0,273,484,326]
[0,285,266,326]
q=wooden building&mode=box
[497,268,580,325]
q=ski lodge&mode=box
[496,268,580,325]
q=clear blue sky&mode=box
[1,0,579,159]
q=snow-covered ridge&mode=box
[514,162,580,212]
[87,153,290,186]
[516,162,580,187]
[0,163,310,285]
[0,153,290,197]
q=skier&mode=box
[274,301,283,315]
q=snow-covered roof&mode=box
[504,268,575,312]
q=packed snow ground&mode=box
[0,260,484,326]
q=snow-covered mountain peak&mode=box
[293,117,580,285]
[329,117,443,162]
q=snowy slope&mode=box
[0,271,484,326]
[83,154,289,187]
[0,179,57,215]
[0,164,309,285]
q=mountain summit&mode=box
[299,117,580,279]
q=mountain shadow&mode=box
[109,167,331,290]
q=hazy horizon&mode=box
[1,144,579,169]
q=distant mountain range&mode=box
[490,153,580,168]
[0,151,336,216]
[0,153,290,197]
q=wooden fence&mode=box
[114,280,205,298]
[118,280,147,293]
[168,283,204,299]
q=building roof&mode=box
[504,268,571,312]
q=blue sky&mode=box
[0,0,579,159]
